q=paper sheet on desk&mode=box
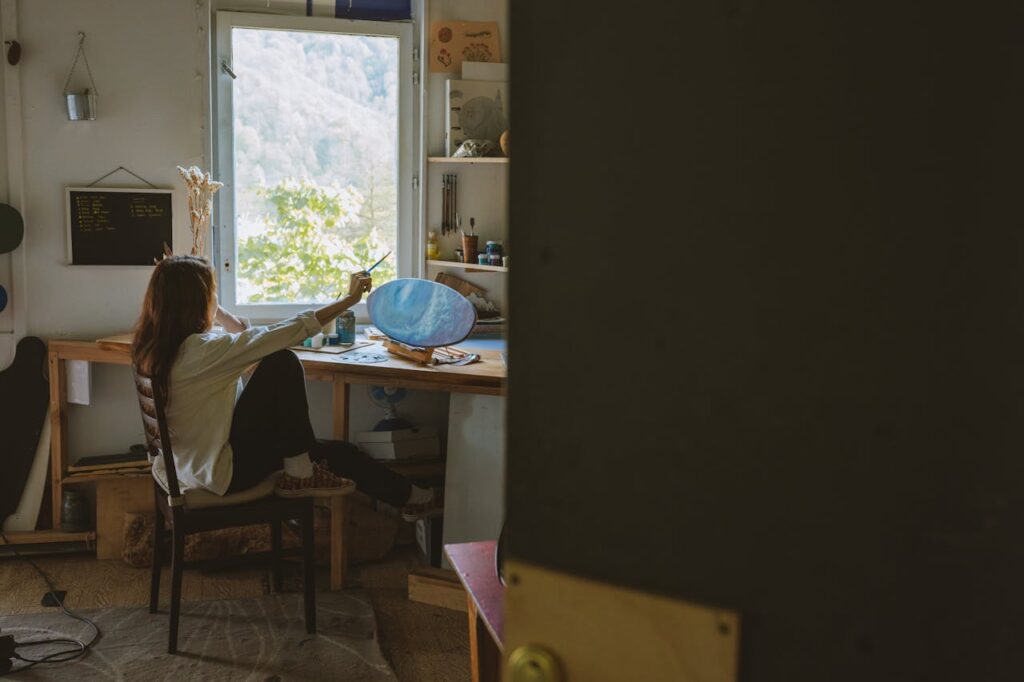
[292,341,372,354]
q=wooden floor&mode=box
[0,545,469,682]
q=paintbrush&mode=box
[336,251,392,298]
[365,250,392,274]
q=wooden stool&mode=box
[446,541,504,682]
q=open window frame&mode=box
[213,11,418,322]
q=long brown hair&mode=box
[132,256,217,403]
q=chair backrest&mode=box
[132,370,183,503]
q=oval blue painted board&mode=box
[367,278,477,348]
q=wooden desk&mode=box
[445,541,504,682]
[44,335,506,588]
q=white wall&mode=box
[21,0,209,338]
[13,0,210,458]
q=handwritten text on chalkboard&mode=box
[66,188,173,265]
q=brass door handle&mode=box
[507,645,563,682]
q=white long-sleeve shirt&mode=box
[153,311,323,495]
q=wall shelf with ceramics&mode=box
[426,259,507,273]
[428,156,508,165]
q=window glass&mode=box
[231,28,399,304]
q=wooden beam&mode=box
[0,530,95,546]
[47,351,67,527]
[331,377,350,441]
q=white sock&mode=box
[408,485,433,505]
[283,452,314,478]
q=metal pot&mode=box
[66,91,96,121]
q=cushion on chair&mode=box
[152,466,283,510]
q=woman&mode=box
[132,255,435,511]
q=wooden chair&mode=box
[133,371,317,654]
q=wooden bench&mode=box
[445,541,504,682]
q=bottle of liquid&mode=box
[426,230,440,260]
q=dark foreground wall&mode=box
[507,1,1024,679]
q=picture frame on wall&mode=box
[445,79,509,156]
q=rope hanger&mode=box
[86,166,158,189]
[62,32,98,96]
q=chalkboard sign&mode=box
[66,187,173,265]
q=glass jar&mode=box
[336,309,356,345]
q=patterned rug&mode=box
[0,592,398,681]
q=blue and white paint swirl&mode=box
[367,278,477,348]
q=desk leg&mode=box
[48,352,68,528]
[332,377,350,441]
[329,494,348,591]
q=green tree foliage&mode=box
[238,178,395,304]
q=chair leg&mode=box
[168,529,185,654]
[301,504,317,635]
[270,520,283,593]
[149,511,165,613]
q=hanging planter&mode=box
[63,32,98,121]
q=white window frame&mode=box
[213,11,416,321]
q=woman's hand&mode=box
[347,272,373,301]
[315,273,372,327]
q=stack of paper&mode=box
[356,428,441,461]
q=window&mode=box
[215,12,415,319]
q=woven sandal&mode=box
[276,460,355,498]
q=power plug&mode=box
[41,591,67,607]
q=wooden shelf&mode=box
[426,259,507,273]
[0,529,96,546]
[428,156,508,165]
[63,468,151,483]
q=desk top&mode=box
[49,333,506,395]
[445,540,504,645]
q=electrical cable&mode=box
[0,531,100,675]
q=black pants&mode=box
[227,350,412,506]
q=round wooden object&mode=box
[0,203,24,254]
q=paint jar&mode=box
[489,254,503,266]
[426,230,440,260]
[455,248,464,262]
[478,253,490,265]
[336,309,356,345]
[485,241,503,258]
